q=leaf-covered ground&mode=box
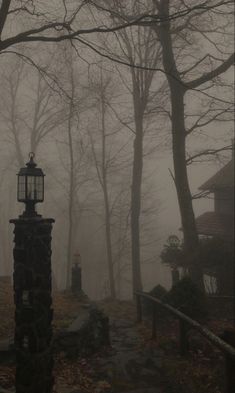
[0,279,87,340]
[0,281,234,393]
[0,280,96,392]
[98,300,233,393]
[0,278,14,340]
[135,319,228,393]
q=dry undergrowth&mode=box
[0,281,234,393]
[0,280,86,340]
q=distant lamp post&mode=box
[72,252,82,293]
[168,235,180,248]
[10,153,54,393]
[168,235,180,286]
[17,152,44,217]
[73,252,81,266]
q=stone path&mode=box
[0,315,177,393]
[88,318,173,393]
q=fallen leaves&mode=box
[0,278,14,340]
[0,280,233,393]
[0,365,15,389]
[53,353,111,393]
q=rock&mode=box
[67,309,90,332]
[54,306,110,357]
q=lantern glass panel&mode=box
[35,176,43,201]
[18,175,26,201]
[26,176,36,200]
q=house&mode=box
[195,153,234,241]
[195,148,234,294]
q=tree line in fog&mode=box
[0,1,233,298]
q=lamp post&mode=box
[10,153,54,393]
[71,252,82,293]
[168,235,180,248]
[17,152,45,217]
[168,235,180,286]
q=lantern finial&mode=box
[27,152,37,168]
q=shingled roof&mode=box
[195,211,234,239]
[199,159,234,191]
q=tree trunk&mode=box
[10,98,24,167]
[66,72,75,290]
[103,185,116,298]
[14,132,24,167]
[171,85,199,252]
[158,0,204,289]
[101,93,116,299]
[171,86,204,288]
[131,104,143,295]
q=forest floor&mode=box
[0,280,233,393]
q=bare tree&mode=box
[0,54,65,166]
[84,0,233,290]
[150,0,234,288]
[97,0,165,295]
[0,0,233,293]
[61,45,90,289]
[64,47,77,290]
[88,68,118,299]
[0,0,154,55]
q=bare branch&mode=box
[186,106,234,135]
[186,145,232,165]
[186,53,234,90]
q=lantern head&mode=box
[73,252,81,267]
[17,153,45,217]
[168,235,180,248]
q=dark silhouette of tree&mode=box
[151,0,234,288]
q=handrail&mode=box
[135,290,235,393]
[135,291,235,358]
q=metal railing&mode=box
[135,291,235,393]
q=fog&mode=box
[0,0,233,301]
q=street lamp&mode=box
[17,152,44,217]
[10,153,54,393]
[73,252,81,266]
[72,252,82,293]
[167,235,181,286]
[168,235,180,248]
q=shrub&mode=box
[165,277,208,320]
[161,244,184,267]
[142,284,168,316]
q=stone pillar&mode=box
[71,262,82,293]
[10,217,54,393]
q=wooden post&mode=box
[179,319,189,356]
[136,294,142,323]
[152,303,157,340]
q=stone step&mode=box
[67,308,90,332]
